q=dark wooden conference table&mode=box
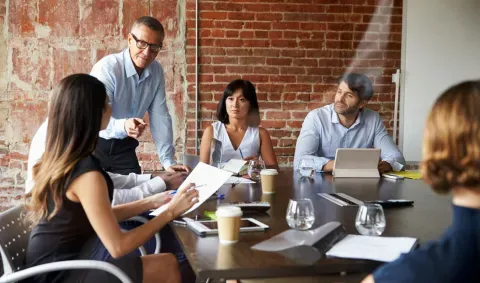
[168,170,452,283]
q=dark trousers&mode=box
[90,215,196,283]
[94,137,142,174]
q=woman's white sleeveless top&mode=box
[212,121,260,163]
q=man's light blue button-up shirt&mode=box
[90,49,175,168]
[294,104,405,172]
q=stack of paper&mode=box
[222,159,247,175]
[224,176,256,184]
[326,235,418,262]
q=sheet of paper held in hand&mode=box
[222,159,247,174]
[326,235,417,262]
[149,162,233,217]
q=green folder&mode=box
[390,171,422,180]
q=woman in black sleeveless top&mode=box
[24,74,199,283]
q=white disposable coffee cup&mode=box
[215,206,243,245]
[260,169,279,194]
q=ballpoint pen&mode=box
[169,184,207,195]
[239,148,244,159]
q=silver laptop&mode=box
[333,148,381,178]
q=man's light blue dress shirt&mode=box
[90,49,175,168]
[294,104,405,172]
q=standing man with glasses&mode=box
[90,16,189,175]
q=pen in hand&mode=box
[169,184,206,195]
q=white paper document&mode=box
[224,176,256,184]
[251,222,342,252]
[326,235,417,262]
[149,162,233,217]
[222,159,247,174]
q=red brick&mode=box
[226,30,239,38]
[260,121,286,129]
[244,22,272,30]
[284,103,307,111]
[215,39,243,47]
[287,121,304,128]
[266,111,291,120]
[285,84,312,92]
[271,40,297,48]
[280,50,305,58]
[267,94,282,101]
[283,31,311,39]
[327,5,352,13]
[298,4,325,13]
[239,31,255,38]
[259,102,281,109]
[253,49,280,57]
[243,3,271,12]
[211,29,225,37]
[284,13,310,21]
[300,22,327,31]
[254,66,279,74]
[225,48,252,56]
[292,111,309,119]
[279,139,296,147]
[274,148,295,156]
[270,75,296,83]
[298,40,324,49]
[228,12,255,20]
[38,0,80,36]
[266,58,292,66]
[215,75,240,83]
[227,65,254,74]
[80,0,120,37]
[200,11,228,20]
[214,2,242,11]
[256,84,284,93]
[200,47,226,56]
[243,75,269,83]
[280,67,305,75]
[293,58,318,67]
[270,4,298,12]
[311,13,336,22]
[243,40,270,48]
[257,13,283,21]
[272,22,300,30]
[326,40,353,49]
[214,21,244,29]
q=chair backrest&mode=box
[0,204,31,274]
[182,154,200,168]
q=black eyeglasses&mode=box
[130,33,163,52]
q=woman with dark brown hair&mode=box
[362,81,480,283]
[24,74,198,283]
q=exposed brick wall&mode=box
[0,0,403,211]
[0,0,186,211]
[185,0,403,166]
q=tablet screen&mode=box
[200,219,260,230]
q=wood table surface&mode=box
[168,170,452,283]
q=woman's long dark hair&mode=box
[25,74,107,226]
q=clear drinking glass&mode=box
[298,158,315,178]
[210,138,223,168]
[355,203,386,236]
[286,199,315,230]
[247,159,265,181]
